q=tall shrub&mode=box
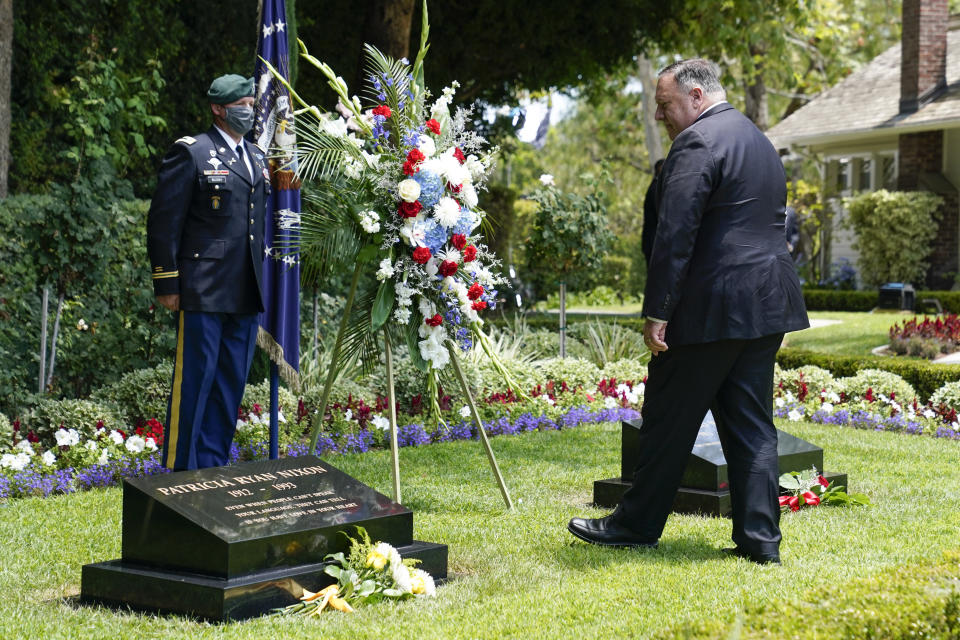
[844,190,943,287]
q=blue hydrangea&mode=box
[421,219,448,253]
[453,208,480,237]
[413,170,444,208]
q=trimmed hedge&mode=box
[776,347,960,402]
[801,288,960,313]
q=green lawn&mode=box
[783,311,913,356]
[3,419,959,639]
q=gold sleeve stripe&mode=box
[165,310,185,470]
[152,271,180,279]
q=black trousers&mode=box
[615,333,784,555]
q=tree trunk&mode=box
[356,0,416,89]
[0,0,12,198]
[636,54,664,165]
[742,47,769,131]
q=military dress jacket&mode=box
[641,104,809,346]
[147,127,270,314]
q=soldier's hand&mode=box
[157,294,180,312]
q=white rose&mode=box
[418,134,436,158]
[397,179,422,203]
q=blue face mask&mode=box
[224,105,254,136]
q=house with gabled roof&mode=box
[766,0,959,289]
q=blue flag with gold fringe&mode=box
[253,0,300,387]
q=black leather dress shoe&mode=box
[721,546,781,565]
[567,515,658,548]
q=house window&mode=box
[879,154,897,189]
[857,158,872,191]
[835,158,850,193]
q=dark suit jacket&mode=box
[147,127,270,314]
[642,104,808,345]
[641,177,659,267]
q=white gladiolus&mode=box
[418,134,436,157]
[376,258,395,281]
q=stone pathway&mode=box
[807,318,842,329]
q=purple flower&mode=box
[398,424,431,447]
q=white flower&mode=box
[344,409,353,422]
[923,409,936,418]
[828,391,841,403]
[433,197,461,228]
[461,301,479,323]
[41,450,56,467]
[395,282,415,305]
[376,258,395,281]
[439,248,461,264]
[278,410,287,424]
[393,307,412,324]
[418,134,436,158]
[372,415,390,431]
[539,174,555,186]
[1,452,30,471]
[319,116,349,138]
[460,183,478,209]
[249,412,262,425]
[636,382,646,396]
[54,429,80,448]
[85,440,99,452]
[425,258,439,277]
[410,567,436,596]
[397,179,421,203]
[15,439,35,455]
[391,560,413,594]
[98,448,111,465]
[109,430,124,445]
[343,159,363,180]
[787,409,802,421]
[236,418,247,430]
[604,396,617,409]
[464,154,485,181]
[125,435,146,454]
[419,334,450,369]
[399,222,426,246]
[775,397,785,408]
[540,395,555,406]
[459,406,471,418]
[359,210,381,234]
[822,403,834,412]
[624,391,640,405]
[76,318,89,331]
[145,437,158,451]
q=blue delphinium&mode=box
[413,170,444,208]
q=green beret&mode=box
[206,74,254,104]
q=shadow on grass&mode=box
[556,534,725,570]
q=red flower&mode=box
[372,105,391,118]
[448,182,463,193]
[471,300,487,311]
[865,387,875,403]
[438,260,459,277]
[468,283,484,300]
[801,491,821,506]
[787,496,800,511]
[778,496,792,507]
[462,245,478,262]
[450,234,467,250]
[817,475,830,488]
[412,247,431,264]
[407,148,425,164]
[453,147,466,164]
[425,314,443,327]
[398,200,423,218]
[402,159,420,176]
[425,118,441,135]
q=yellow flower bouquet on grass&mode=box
[272,527,435,616]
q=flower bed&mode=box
[889,314,960,359]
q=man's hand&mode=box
[157,294,180,312]
[643,319,668,356]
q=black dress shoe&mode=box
[567,515,658,548]
[721,546,781,565]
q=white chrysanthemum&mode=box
[460,183,478,209]
[410,568,436,596]
[15,439,35,455]
[371,415,390,431]
[439,248,461,264]
[418,134,436,158]
[392,561,413,594]
[376,258,395,281]
[393,307,412,324]
[473,266,495,286]
[398,179,421,203]
[464,154,485,181]
[41,450,56,467]
[109,430,124,445]
[434,197,461,228]
[539,173,555,186]
[125,435,146,454]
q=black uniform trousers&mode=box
[615,332,784,556]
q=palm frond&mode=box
[361,44,412,110]
[293,112,363,183]
[295,185,366,283]
[334,285,381,376]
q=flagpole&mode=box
[269,363,280,459]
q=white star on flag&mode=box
[264,245,272,257]
[262,23,274,38]
[275,20,286,32]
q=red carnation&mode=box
[453,147,466,164]
[425,118,441,135]
[425,314,443,327]
[471,300,488,311]
[412,247,431,264]
[398,200,423,218]
[438,260,459,277]
[407,148,425,164]
[448,182,463,193]
[462,245,478,262]
[402,160,419,176]
[372,105,391,118]
[468,283,484,300]
[451,234,467,250]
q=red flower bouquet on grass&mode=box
[778,467,870,512]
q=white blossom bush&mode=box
[838,369,917,403]
[929,381,960,411]
[602,359,648,384]
[535,358,603,390]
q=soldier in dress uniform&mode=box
[147,74,272,470]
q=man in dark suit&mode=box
[568,59,808,564]
[147,74,271,471]
[641,159,664,267]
